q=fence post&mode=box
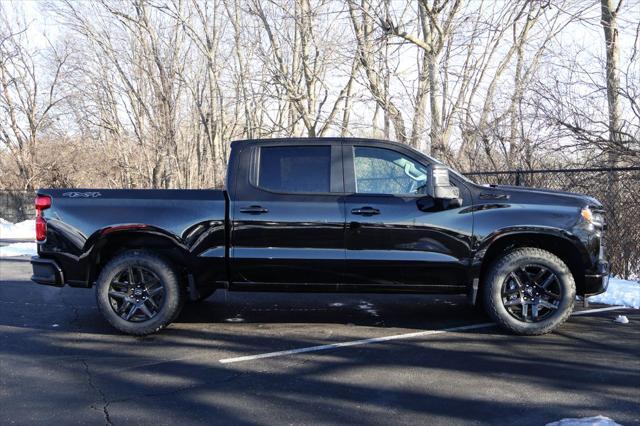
[515,169,522,186]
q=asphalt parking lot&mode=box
[1,258,638,425]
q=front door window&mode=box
[353,147,429,195]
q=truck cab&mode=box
[227,138,472,292]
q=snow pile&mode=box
[0,242,37,257]
[546,416,621,426]
[0,218,35,240]
[613,315,629,324]
[589,277,640,309]
[0,218,37,257]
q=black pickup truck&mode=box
[31,137,608,335]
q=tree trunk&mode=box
[601,0,623,162]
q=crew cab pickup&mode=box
[31,138,609,335]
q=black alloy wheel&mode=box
[96,250,184,335]
[108,266,165,322]
[501,264,561,322]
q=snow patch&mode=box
[0,242,37,257]
[588,277,640,309]
[613,315,629,324]
[0,218,35,240]
[546,415,621,426]
[357,301,379,317]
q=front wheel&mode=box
[483,247,575,335]
[96,250,184,335]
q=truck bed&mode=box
[36,189,227,286]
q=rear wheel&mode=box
[96,250,184,335]
[483,247,575,335]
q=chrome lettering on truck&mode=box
[61,191,102,198]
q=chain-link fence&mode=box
[0,190,34,223]
[2,166,639,277]
[465,167,640,279]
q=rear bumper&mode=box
[31,256,64,287]
[583,260,609,296]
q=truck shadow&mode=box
[177,291,483,330]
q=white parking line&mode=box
[571,305,627,316]
[219,305,632,364]
[219,322,494,364]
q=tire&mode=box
[483,247,575,335]
[95,250,184,336]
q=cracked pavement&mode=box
[1,258,639,425]
[81,359,112,425]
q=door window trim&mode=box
[248,144,345,195]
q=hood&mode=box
[478,184,602,208]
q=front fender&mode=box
[473,226,590,268]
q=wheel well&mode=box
[479,234,585,293]
[90,233,189,284]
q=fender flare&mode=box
[474,226,588,264]
[82,224,191,282]
[468,226,589,303]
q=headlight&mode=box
[581,207,605,227]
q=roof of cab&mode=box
[230,137,402,148]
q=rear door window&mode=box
[258,146,332,193]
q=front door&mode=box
[229,143,345,288]
[342,144,473,291]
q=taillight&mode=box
[35,195,51,242]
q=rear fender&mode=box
[85,225,191,283]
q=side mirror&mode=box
[416,196,436,212]
[428,164,462,208]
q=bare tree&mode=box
[249,0,357,138]
[601,0,624,164]
[383,0,461,157]
[0,0,637,192]
[348,0,408,143]
[0,5,69,190]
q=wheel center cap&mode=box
[134,289,144,297]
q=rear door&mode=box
[342,143,473,291]
[229,142,345,288]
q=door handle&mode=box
[239,205,269,214]
[351,206,380,216]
